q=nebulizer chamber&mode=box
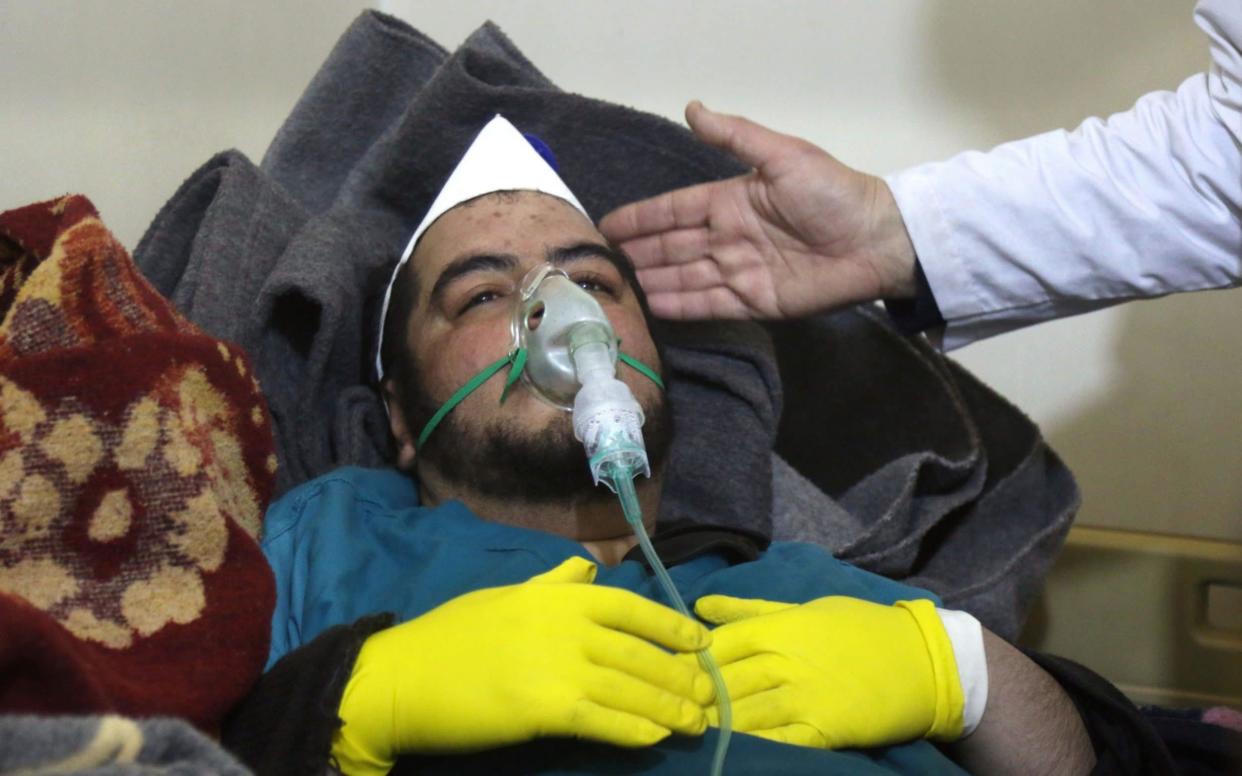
[514,264,731,776]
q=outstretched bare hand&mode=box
[600,102,918,321]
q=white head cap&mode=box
[375,114,589,382]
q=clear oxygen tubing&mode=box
[599,460,732,776]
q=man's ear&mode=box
[382,379,418,471]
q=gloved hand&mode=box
[331,557,715,775]
[693,594,970,750]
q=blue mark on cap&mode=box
[522,133,560,172]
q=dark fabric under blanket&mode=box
[133,11,1078,638]
[767,306,1078,637]
[137,151,397,493]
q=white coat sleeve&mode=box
[884,0,1242,351]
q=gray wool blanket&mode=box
[133,11,1077,639]
[0,715,249,774]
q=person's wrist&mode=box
[332,722,394,776]
[866,177,919,299]
[894,599,967,741]
[332,631,400,773]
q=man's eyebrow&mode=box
[548,242,631,276]
[429,253,519,306]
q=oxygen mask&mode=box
[512,264,651,487]
[511,263,618,409]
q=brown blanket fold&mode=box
[0,195,276,731]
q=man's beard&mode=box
[401,381,673,504]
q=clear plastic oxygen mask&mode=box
[512,264,650,488]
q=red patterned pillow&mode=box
[0,195,276,732]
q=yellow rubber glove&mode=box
[694,595,965,750]
[331,557,715,775]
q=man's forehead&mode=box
[440,190,592,230]
[411,191,601,276]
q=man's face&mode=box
[388,190,668,502]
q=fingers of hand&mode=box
[585,631,715,707]
[636,261,725,297]
[708,687,796,733]
[717,652,789,702]
[563,699,671,748]
[526,556,598,585]
[599,182,714,242]
[581,666,708,737]
[696,615,775,667]
[581,586,710,652]
[694,595,795,625]
[700,648,797,731]
[703,651,800,730]
[685,101,799,175]
[646,288,752,321]
[617,227,711,270]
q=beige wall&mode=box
[4,0,1236,544]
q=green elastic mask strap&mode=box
[618,352,665,390]
[500,347,528,402]
[415,347,663,449]
[416,350,523,450]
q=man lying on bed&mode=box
[222,116,1167,776]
